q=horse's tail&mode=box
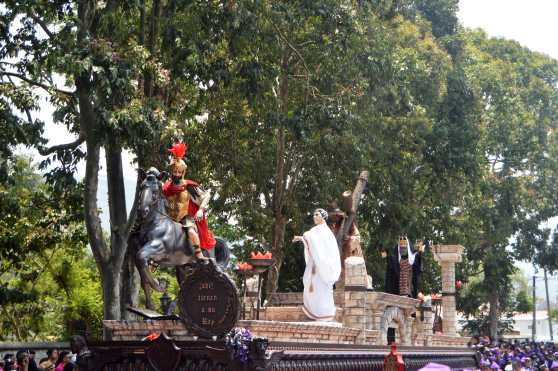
[214,237,231,269]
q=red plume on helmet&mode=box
[168,143,187,159]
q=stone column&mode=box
[432,244,464,337]
[421,302,434,335]
[343,256,368,343]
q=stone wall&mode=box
[103,319,366,345]
[104,320,195,341]
[247,254,468,347]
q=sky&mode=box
[458,0,558,60]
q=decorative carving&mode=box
[178,260,240,338]
[145,333,181,371]
[380,306,409,345]
[81,337,479,370]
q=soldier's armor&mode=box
[166,184,191,222]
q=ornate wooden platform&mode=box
[83,334,478,371]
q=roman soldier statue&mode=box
[384,235,424,298]
[162,143,216,259]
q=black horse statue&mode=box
[132,168,230,310]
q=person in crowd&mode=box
[3,355,15,371]
[15,350,29,371]
[26,351,38,371]
[475,340,558,371]
[54,352,70,371]
[46,350,58,367]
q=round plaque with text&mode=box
[178,260,240,338]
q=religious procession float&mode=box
[73,143,478,370]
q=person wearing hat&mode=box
[384,235,425,298]
[293,208,341,321]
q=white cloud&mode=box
[459,0,558,59]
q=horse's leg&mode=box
[136,241,166,292]
[134,251,157,310]
[135,258,159,310]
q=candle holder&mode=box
[247,258,274,320]
[234,267,255,320]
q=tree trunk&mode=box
[100,265,121,320]
[104,139,130,320]
[144,0,161,98]
[120,248,140,319]
[266,49,290,295]
[488,281,499,340]
[120,172,144,319]
[266,216,287,295]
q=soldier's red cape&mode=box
[162,179,216,250]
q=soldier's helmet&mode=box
[168,143,188,179]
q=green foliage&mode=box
[0,157,99,341]
[515,289,533,314]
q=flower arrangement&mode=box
[225,327,253,363]
[142,332,160,341]
[236,262,253,271]
[250,251,272,259]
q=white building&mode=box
[509,311,554,341]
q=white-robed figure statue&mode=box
[293,209,341,321]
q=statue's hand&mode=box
[194,209,204,221]
[417,241,425,253]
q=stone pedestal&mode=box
[343,256,368,343]
[432,244,464,337]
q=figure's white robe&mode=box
[301,223,341,321]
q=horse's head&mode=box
[138,168,166,219]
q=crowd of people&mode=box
[0,349,75,371]
[476,340,558,370]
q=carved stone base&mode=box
[258,306,343,322]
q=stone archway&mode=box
[379,306,409,345]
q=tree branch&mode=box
[0,72,74,96]
[37,133,85,156]
[4,75,34,146]
[269,21,310,77]
[28,12,54,39]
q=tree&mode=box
[0,157,97,341]
[0,1,212,320]
[184,1,470,295]
[453,30,558,338]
